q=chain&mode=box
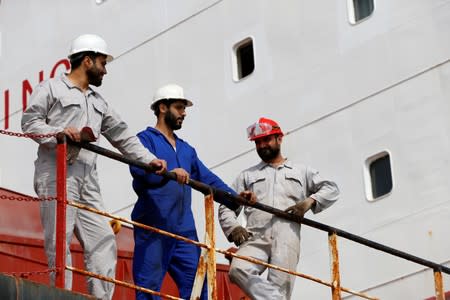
[0,129,57,139]
[0,194,57,202]
[6,268,56,278]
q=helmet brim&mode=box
[68,51,113,62]
[150,98,193,111]
[105,54,114,62]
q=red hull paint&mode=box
[0,187,247,299]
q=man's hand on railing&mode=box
[149,159,167,175]
[64,127,96,143]
[239,190,257,205]
[229,226,252,247]
[63,127,81,142]
[284,197,316,218]
[64,127,98,164]
[171,168,190,184]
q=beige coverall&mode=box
[22,74,155,300]
[219,160,339,300]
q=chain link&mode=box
[6,268,56,278]
[0,129,57,139]
[0,194,57,202]
[1,130,59,203]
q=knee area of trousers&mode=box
[229,265,246,283]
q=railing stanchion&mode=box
[55,133,67,289]
[434,269,445,300]
[204,193,217,300]
[329,232,341,300]
[191,193,217,300]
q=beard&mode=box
[257,144,280,162]
[164,110,183,130]
[87,65,103,87]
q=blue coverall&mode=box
[130,127,238,300]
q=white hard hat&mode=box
[68,34,113,62]
[151,84,193,110]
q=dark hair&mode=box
[153,99,184,117]
[153,98,188,117]
[69,51,101,69]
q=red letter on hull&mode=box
[4,90,9,129]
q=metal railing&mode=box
[63,135,449,299]
[1,128,448,299]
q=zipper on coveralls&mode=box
[270,167,276,240]
[83,93,89,179]
[175,152,184,220]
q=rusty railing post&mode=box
[55,133,67,288]
[204,193,217,300]
[329,232,341,300]
[191,193,217,300]
[434,269,445,300]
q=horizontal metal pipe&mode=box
[68,139,450,275]
[69,140,244,207]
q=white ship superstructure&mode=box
[1,1,450,298]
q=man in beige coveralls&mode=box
[21,34,166,299]
[219,117,339,300]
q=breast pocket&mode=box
[247,174,267,200]
[90,100,106,133]
[283,172,305,201]
[57,97,82,124]
[244,174,271,228]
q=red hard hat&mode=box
[247,117,283,141]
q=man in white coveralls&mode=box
[21,34,166,300]
[219,117,339,299]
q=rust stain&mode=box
[196,255,207,279]
[215,248,377,300]
[205,193,217,299]
[67,266,182,300]
[434,270,444,300]
[67,199,379,300]
[67,201,209,249]
[329,233,341,300]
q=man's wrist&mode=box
[308,197,317,208]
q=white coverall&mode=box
[21,74,156,300]
[218,160,339,300]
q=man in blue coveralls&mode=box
[130,84,240,299]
